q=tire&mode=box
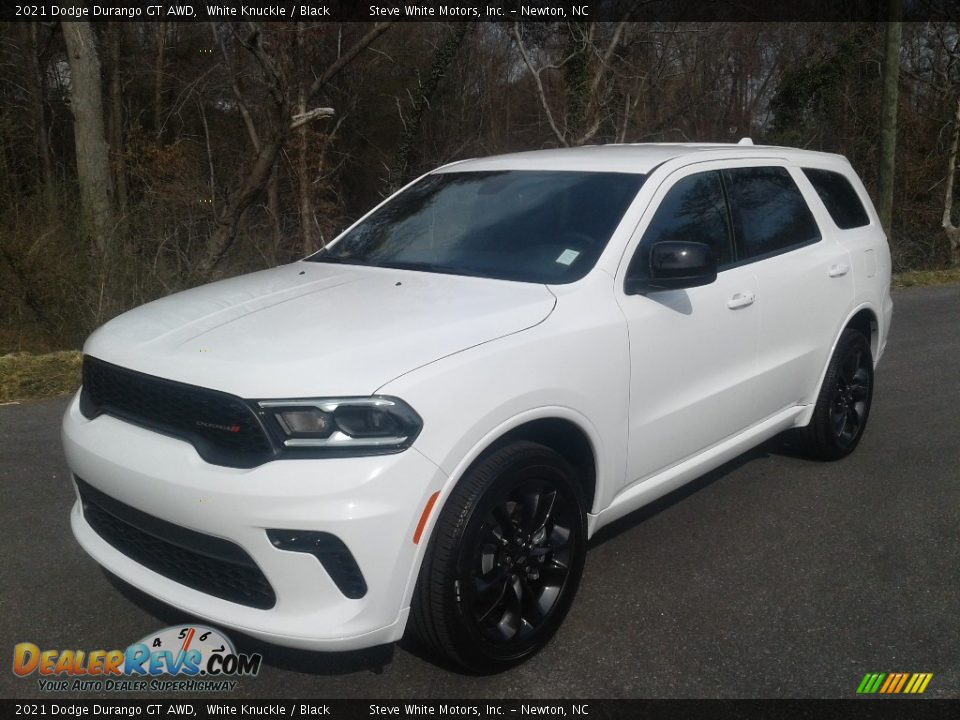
[799,328,875,460]
[410,441,587,674]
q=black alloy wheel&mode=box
[410,441,587,673]
[466,478,575,644]
[800,328,875,460]
[830,340,872,448]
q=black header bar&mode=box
[3,699,960,719]
[4,0,960,23]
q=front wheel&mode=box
[799,328,875,460]
[409,441,587,673]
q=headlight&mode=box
[256,397,422,456]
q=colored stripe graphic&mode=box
[857,672,932,694]
[879,674,896,693]
[893,673,909,693]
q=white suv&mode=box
[62,143,892,673]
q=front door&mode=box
[617,168,761,484]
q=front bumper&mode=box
[61,391,446,651]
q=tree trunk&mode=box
[109,25,128,220]
[267,164,282,258]
[563,23,590,142]
[62,19,115,260]
[154,21,167,140]
[941,97,960,267]
[297,21,316,254]
[389,24,470,191]
[198,131,286,276]
[26,24,56,210]
[877,4,902,236]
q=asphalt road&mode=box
[1,284,958,699]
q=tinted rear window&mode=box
[722,166,821,261]
[802,168,871,229]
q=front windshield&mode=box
[307,170,646,284]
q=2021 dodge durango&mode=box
[63,142,892,673]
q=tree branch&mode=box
[290,106,335,130]
[513,23,568,146]
[306,22,392,102]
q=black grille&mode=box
[80,355,274,468]
[76,477,276,610]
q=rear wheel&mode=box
[410,441,587,673]
[799,328,874,460]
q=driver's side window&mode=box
[632,171,734,272]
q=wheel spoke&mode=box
[496,575,524,640]
[492,503,516,538]
[475,574,510,624]
[518,576,546,625]
[538,558,569,586]
[546,524,571,552]
[830,405,846,435]
[841,352,856,382]
[474,566,509,595]
[531,489,557,537]
[850,369,870,399]
[515,483,549,534]
[848,402,862,429]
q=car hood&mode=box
[84,262,556,398]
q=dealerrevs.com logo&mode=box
[12,625,261,692]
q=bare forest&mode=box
[1,20,958,352]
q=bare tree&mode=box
[512,20,630,147]
[941,96,960,266]
[62,19,115,261]
[108,24,128,219]
[389,24,471,190]
[153,21,168,139]
[197,22,391,276]
[878,6,902,235]
[25,23,56,210]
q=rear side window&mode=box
[802,168,870,229]
[722,166,821,261]
[638,171,734,266]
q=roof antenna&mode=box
[737,137,754,145]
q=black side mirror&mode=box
[624,241,718,295]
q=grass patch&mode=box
[0,351,82,403]
[892,268,960,289]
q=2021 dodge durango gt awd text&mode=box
[63,143,892,673]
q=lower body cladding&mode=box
[60,392,446,651]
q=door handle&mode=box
[727,292,756,309]
[828,263,850,278]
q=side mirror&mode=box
[624,241,718,295]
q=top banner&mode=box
[4,0,960,23]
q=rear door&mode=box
[721,165,855,418]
